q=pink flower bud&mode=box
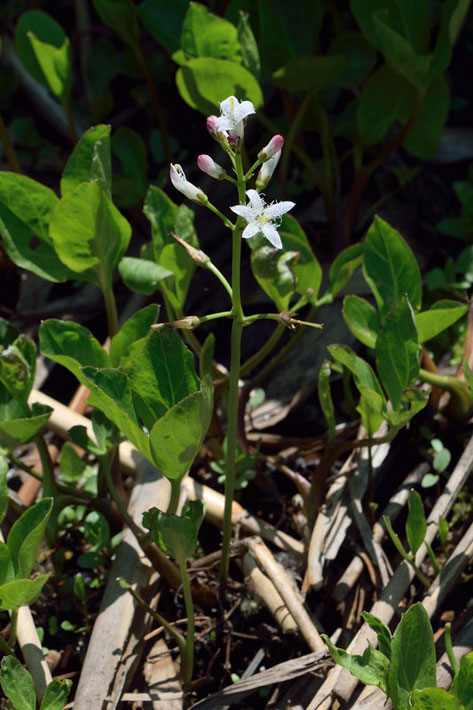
[258,135,284,162]
[255,150,282,190]
[206,115,218,136]
[197,154,226,180]
[228,133,240,148]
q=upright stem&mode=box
[178,557,195,686]
[102,284,119,338]
[167,479,182,515]
[8,610,18,647]
[220,153,246,583]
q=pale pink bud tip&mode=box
[206,115,218,135]
[197,154,226,180]
[259,135,284,162]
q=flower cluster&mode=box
[169,96,294,249]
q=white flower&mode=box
[170,164,207,204]
[230,189,295,250]
[214,96,256,138]
[256,150,282,191]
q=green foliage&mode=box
[0,657,71,710]
[60,124,112,197]
[143,499,205,561]
[15,11,72,104]
[451,652,473,710]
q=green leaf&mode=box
[61,124,112,197]
[329,32,377,89]
[328,344,385,402]
[0,335,37,401]
[118,257,173,295]
[0,574,50,611]
[0,542,15,586]
[250,245,298,310]
[159,242,195,313]
[84,511,110,552]
[138,0,188,54]
[0,456,8,526]
[143,186,178,253]
[389,602,437,710]
[180,3,241,63]
[92,0,140,51]
[176,57,263,116]
[0,173,75,283]
[256,0,323,72]
[356,388,385,436]
[199,332,215,380]
[272,55,346,92]
[149,376,213,480]
[7,497,52,578]
[363,216,422,316]
[112,126,148,207]
[80,366,152,463]
[328,244,363,298]
[416,300,468,343]
[39,678,72,710]
[343,295,379,348]
[406,490,427,554]
[39,319,111,387]
[318,360,335,440]
[438,515,449,548]
[451,651,473,710]
[0,399,52,450]
[49,181,131,287]
[143,499,205,560]
[0,318,20,347]
[322,635,389,691]
[375,295,421,410]
[129,329,200,428]
[110,304,159,367]
[357,64,408,145]
[280,215,323,304]
[433,447,451,473]
[411,687,465,710]
[15,11,71,103]
[383,389,429,427]
[384,513,410,559]
[429,0,472,81]
[0,656,36,710]
[360,612,392,659]
[60,442,87,483]
[400,76,450,159]
[237,11,260,78]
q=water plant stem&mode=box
[103,283,119,339]
[220,152,246,583]
[167,478,182,515]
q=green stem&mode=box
[445,622,459,677]
[167,479,182,515]
[419,367,472,418]
[33,435,56,499]
[178,557,195,687]
[8,610,18,647]
[204,262,233,300]
[241,324,285,376]
[0,632,15,657]
[120,579,187,674]
[205,201,235,230]
[244,158,262,181]
[220,153,246,584]
[102,284,119,339]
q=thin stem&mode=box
[102,284,119,339]
[220,152,246,584]
[205,201,235,230]
[204,262,233,300]
[8,610,18,647]
[244,158,262,181]
[120,578,187,670]
[178,557,195,686]
[33,435,56,499]
[8,454,93,500]
[445,622,459,677]
[166,479,182,515]
[419,367,472,418]
[196,311,233,325]
[0,112,22,173]
[240,324,285,376]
